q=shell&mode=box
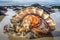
[10,7,55,37]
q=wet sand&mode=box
[0,9,60,40]
[0,15,5,22]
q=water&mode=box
[0,9,16,40]
[50,9,60,40]
[0,8,60,40]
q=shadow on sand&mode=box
[8,31,60,40]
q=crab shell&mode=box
[11,7,55,35]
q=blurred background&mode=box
[0,0,60,40]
